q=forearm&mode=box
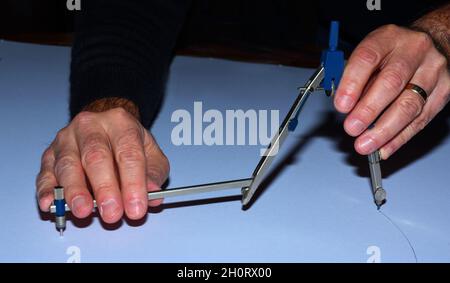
[69,0,191,128]
[411,3,450,63]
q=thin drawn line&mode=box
[379,210,418,263]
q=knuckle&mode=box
[397,131,410,147]
[82,133,107,150]
[36,171,54,190]
[122,182,145,199]
[353,45,380,65]
[397,96,423,118]
[412,116,429,132]
[116,127,142,148]
[74,111,95,125]
[360,103,379,120]
[94,182,116,195]
[110,107,130,119]
[41,147,54,164]
[381,67,406,92]
[115,128,144,164]
[375,125,389,141]
[414,31,433,50]
[435,54,448,70]
[83,148,109,167]
[81,134,110,167]
[391,59,411,73]
[380,24,399,34]
[55,128,69,145]
[42,147,53,158]
[54,155,78,176]
[402,123,417,144]
[117,147,144,165]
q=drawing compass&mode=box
[48,21,385,234]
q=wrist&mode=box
[410,4,450,64]
[82,97,141,121]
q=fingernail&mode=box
[347,119,366,135]
[336,95,354,112]
[100,199,120,218]
[71,195,88,216]
[127,199,146,218]
[358,137,377,154]
[380,148,390,160]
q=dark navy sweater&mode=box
[69,0,446,128]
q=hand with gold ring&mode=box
[333,4,450,160]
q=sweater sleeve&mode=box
[69,0,191,128]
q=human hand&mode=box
[36,107,169,223]
[334,24,450,159]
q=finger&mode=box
[74,113,123,223]
[380,70,450,159]
[354,62,437,155]
[343,32,432,137]
[36,146,57,212]
[144,132,170,207]
[108,121,148,220]
[53,128,93,218]
[334,26,396,113]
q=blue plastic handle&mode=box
[320,21,345,93]
[289,21,345,132]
